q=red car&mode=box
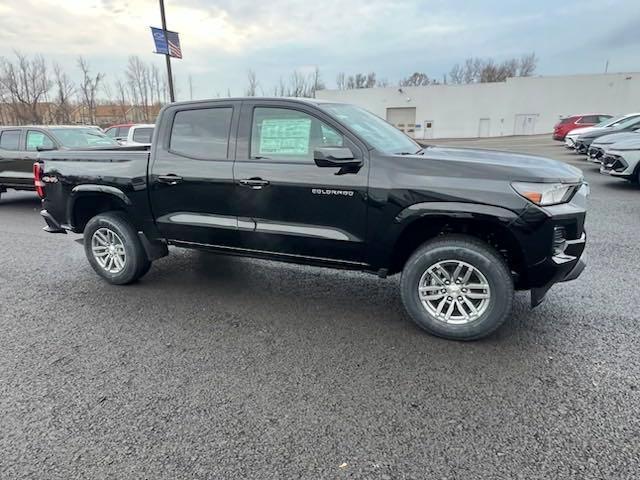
[553,113,612,141]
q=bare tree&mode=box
[448,54,538,84]
[288,70,308,97]
[518,52,538,77]
[77,56,104,125]
[336,72,346,90]
[399,72,431,87]
[309,67,325,98]
[344,72,377,89]
[125,56,150,122]
[245,69,258,96]
[376,78,390,87]
[114,79,130,123]
[449,64,463,84]
[0,52,52,124]
[52,62,74,123]
[150,64,162,105]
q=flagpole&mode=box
[159,0,175,102]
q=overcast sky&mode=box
[0,0,639,99]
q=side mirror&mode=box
[36,145,56,152]
[313,147,362,168]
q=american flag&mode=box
[166,30,182,59]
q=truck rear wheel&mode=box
[83,211,151,285]
[400,234,514,340]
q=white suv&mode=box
[600,138,640,183]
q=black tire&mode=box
[400,234,514,341]
[83,211,151,285]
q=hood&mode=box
[592,131,640,146]
[417,146,583,183]
[567,126,602,138]
[580,125,631,140]
[609,138,640,152]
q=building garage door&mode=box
[386,107,417,137]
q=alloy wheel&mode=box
[418,260,491,325]
[91,227,127,274]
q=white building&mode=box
[316,72,640,139]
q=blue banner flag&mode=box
[150,27,169,55]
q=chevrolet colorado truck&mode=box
[37,98,587,340]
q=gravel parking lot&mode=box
[1,136,638,479]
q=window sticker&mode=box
[259,118,311,155]
[27,132,46,149]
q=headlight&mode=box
[512,182,578,206]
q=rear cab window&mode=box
[169,107,233,159]
[132,128,153,143]
[0,130,21,150]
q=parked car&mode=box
[565,113,640,149]
[553,114,611,141]
[120,124,154,146]
[587,130,640,163]
[600,138,640,183]
[0,125,118,201]
[104,123,134,143]
[574,116,640,154]
[36,98,587,341]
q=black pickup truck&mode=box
[37,98,587,340]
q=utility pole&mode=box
[159,0,175,102]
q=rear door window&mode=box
[0,130,21,150]
[579,115,598,124]
[170,107,233,159]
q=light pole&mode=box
[159,0,175,102]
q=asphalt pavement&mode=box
[0,136,638,479]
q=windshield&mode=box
[612,115,640,130]
[319,103,420,154]
[597,116,622,127]
[50,128,119,148]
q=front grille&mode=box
[588,147,604,159]
[602,154,628,173]
[575,141,588,153]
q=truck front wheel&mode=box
[400,235,514,340]
[83,211,151,285]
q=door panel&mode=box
[0,129,31,187]
[149,102,241,247]
[233,102,369,264]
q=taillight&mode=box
[33,162,45,198]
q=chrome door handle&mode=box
[239,178,270,189]
[157,174,183,185]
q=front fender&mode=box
[394,201,519,225]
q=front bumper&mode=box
[574,140,591,154]
[530,233,587,307]
[587,146,606,163]
[599,154,632,177]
